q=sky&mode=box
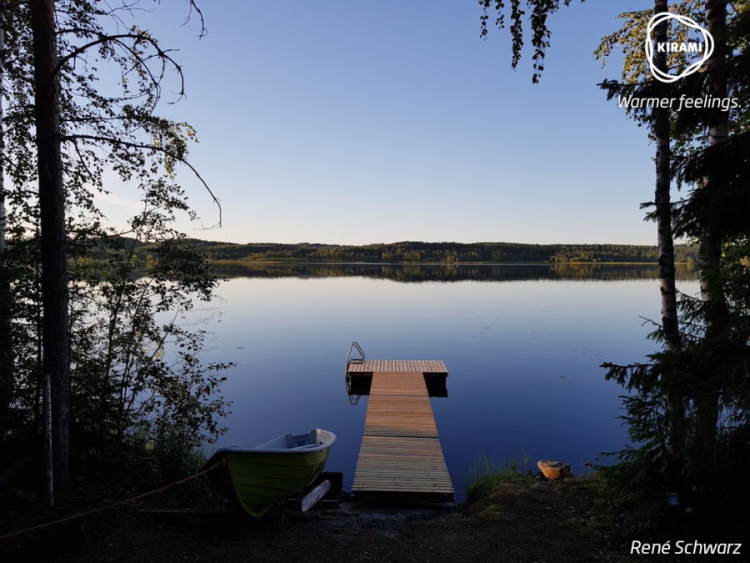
[93,0,667,246]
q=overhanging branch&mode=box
[61,133,222,228]
[54,30,184,102]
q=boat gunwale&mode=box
[211,429,336,455]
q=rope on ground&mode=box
[0,458,226,541]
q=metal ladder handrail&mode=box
[345,342,366,405]
[345,341,365,368]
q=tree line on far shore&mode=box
[172,239,700,264]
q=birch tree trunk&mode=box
[0,9,12,440]
[653,0,686,496]
[694,0,730,481]
[653,0,681,356]
[30,0,70,492]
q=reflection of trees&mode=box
[211,263,699,283]
[549,263,697,281]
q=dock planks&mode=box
[352,364,454,501]
[347,360,448,375]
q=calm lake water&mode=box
[199,263,699,500]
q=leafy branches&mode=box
[596,0,750,508]
[69,225,230,452]
[479,0,581,83]
[1,0,230,494]
[62,132,222,228]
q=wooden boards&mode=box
[352,368,454,501]
[354,436,454,494]
[347,360,448,375]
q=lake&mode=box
[199,263,699,500]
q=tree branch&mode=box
[61,133,222,228]
[54,30,184,102]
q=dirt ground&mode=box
[2,477,747,562]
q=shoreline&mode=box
[208,260,690,266]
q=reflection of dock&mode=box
[347,360,453,501]
[347,360,449,399]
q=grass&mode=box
[464,453,533,504]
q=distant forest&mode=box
[157,240,700,264]
[210,262,699,283]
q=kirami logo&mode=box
[645,13,714,83]
[656,41,704,53]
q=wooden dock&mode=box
[347,359,448,375]
[349,360,453,501]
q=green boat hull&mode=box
[207,429,335,518]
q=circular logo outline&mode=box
[645,13,715,84]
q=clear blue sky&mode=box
[96,0,664,246]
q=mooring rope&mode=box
[0,458,226,541]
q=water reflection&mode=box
[346,373,449,401]
[212,262,698,283]
[203,264,700,501]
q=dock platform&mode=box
[347,359,448,375]
[349,361,453,501]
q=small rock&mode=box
[537,459,571,479]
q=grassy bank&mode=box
[4,466,748,561]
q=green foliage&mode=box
[601,361,677,490]
[72,427,215,506]
[602,279,750,504]
[594,0,750,515]
[464,453,532,504]
[193,239,699,264]
[3,212,233,467]
[595,2,702,87]
[0,1,230,494]
[121,426,209,491]
[479,0,581,83]
[596,2,749,153]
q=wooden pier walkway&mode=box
[348,360,454,501]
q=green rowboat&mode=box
[206,428,336,518]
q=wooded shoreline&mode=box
[145,239,700,265]
[209,259,693,265]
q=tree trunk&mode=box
[30,0,70,493]
[694,0,730,483]
[653,1,681,355]
[653,11,681,355]
[0,10,13,439]
[653,0,686,496]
